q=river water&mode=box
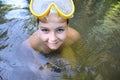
[0,0,120,80]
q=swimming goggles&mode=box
[29,0,75,19]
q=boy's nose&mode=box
[49,32,57,42]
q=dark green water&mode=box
[0,0,120,80]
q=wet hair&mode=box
[37,18,69,25]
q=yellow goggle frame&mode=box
[29,0,75,19]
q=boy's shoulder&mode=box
[65,27,80,45]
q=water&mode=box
[0,0,29,19]
[0,0,120,80]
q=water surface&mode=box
[0,0,120,80]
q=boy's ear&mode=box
[37,18,39,25]
[67,19,69,24]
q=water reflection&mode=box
[5,9,29,19]
[0,0,29,20]
[1,0,28,8]
[0,0,120,80]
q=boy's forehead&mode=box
[40,14,67,23]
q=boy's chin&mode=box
[49,47,59,50]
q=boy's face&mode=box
[38,15,68,50]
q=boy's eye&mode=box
[41,29,49,33]
[57,28,64,33]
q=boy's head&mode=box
[37,11,69,50]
